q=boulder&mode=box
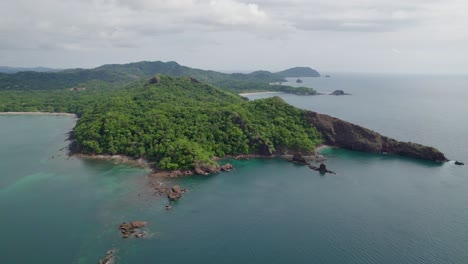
[319,163,327,173]
[221,163,234,171]
[148,76,160,84]
[309,163,335,174]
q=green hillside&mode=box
[0,61,319,95]
[71,76,323,170]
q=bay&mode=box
[0,73,467,263]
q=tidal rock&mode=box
[309,163,335,174]
[167,185,183,201]
[455,161,464,165]
[221,163,234,171]
[296,79,303,83]
[119,221,148,238]
[291,153,309,165]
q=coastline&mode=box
[315,144,332,152]
[73,148,328,178]
[238,91,283,96]
[0,112,77,117]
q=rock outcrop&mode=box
[167,185,184,201]
[296,79,303,83]
[291,153,308,165]
[119,221,148,238]
[455,161,464,165]
[306,111,447,162]
[309,163,335,174]
[329,90,350,96]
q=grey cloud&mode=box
[0,0,467,74]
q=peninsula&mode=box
[0,61,448,175]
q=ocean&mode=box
[0,73,467,263]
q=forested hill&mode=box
[276,67,321,77]
[0,61,319,94]
[71,75,323,171]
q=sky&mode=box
[0,0,467,74]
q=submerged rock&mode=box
[99,250,115,264]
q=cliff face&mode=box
[306,111,447,162]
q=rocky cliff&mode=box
[306,111,447,162]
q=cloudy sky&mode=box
[1,0,467,74]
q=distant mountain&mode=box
[276,67,321,78]
[0,61,319,94]
[0,66,61,74]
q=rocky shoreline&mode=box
[306,111,448,162]
[70,110,449,179]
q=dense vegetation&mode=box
[71,76,323,170]
[0,61,319,95]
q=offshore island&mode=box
[0,61,448,176]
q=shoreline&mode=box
[238,91,283,96]
[0,112,77,117]
[315,144,332,152]
[73,149,328,178]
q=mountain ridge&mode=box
[0,61,320,95]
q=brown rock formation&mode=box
[119,221,148,238]
[305,111,447,162]
[220,163,234,171]
[291,153,309,165]
[167,185,184,201]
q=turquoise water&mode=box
[1,74,468,263]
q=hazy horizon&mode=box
[1,0,467,75]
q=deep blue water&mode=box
[0,73,467,263]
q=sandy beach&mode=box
[0,112,77,117]
[238,91,283,96]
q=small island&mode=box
[329,90,350,96]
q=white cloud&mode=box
[0,0,467,74]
